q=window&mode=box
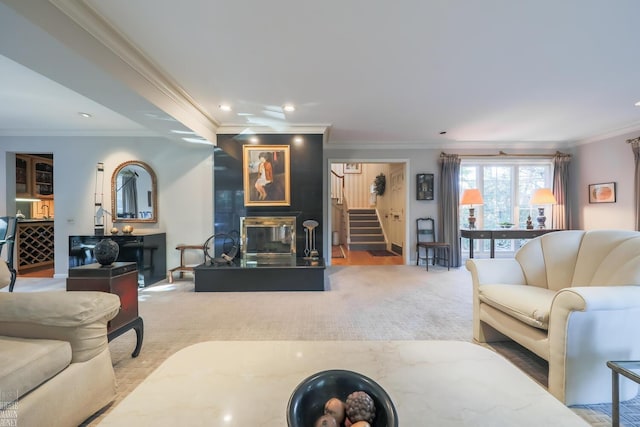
[460,159,552,256]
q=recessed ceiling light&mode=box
[283,104,295,112]
[249,136,259,143]
[219,104,232,112]
[293,136,304,144]
[78,112,92,118]
[635,101,640,107]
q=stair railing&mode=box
[342,195,350,248]
[330,170,344,205]
[375,208,390,250]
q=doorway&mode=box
[14,153,55,278]
[328,160,409,266]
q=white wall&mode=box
[324,148,441,264]
[2,134,633,276]
[0,136,214,277]
[570,131,637,230]
[324,146,607,263]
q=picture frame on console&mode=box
[243,145,291,206]
[588,182,616,204]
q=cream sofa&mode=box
[466,229,640,405]
[0,260,121,427]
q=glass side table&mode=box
[606,360,640,427]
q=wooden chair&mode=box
[416,217,450,271]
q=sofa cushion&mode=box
[572,230,640,286]
[0,292,120,363]
[478,284,556,330]
[516,230,584,291]
[0,291,120,327]
[0,336,72,403]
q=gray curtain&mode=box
[438,154,461,267]
[631,139,640,230]
[122,173,138,218]
[552,154,571,230]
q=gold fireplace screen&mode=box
[240,216,296,258]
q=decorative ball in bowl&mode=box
[287,369,398,427]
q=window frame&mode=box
[460,158,553,256]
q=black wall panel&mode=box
[214,134,324,256]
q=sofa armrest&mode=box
[465,258,526,287]
[0,291,121,362]
[466,258,527,342]
[553,286,640,311]
[548,286,640,404]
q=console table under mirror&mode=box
[111,160,157,222]
[68,233,166,287]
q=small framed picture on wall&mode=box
[343,163,362,174]
[417,173,434,200]
[588,182,616,203]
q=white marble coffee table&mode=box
[98,341,588,426]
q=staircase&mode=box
[348,208,386,251]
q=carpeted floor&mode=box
[6,265,638,426]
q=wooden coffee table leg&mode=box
[108,317,144,358]
[132,317,144,358]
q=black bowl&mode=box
[287,369,398,427]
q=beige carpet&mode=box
[6,265,634,426]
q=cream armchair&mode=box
[0,259,121,427]
[466,230,640,405]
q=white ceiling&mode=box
[1,0,640,148]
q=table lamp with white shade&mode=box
[460,189,484,229]
[530,188,557,229]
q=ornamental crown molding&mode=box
[48,0,218,140]
[217,124,330,136]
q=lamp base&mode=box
[468,207,476,229]
[536,207,546,229]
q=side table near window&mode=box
[607,360,640,427]
[460,228,560,258]
[67,262,144,357]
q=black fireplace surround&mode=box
[197,134,325,291]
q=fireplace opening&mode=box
[240,216,296,260]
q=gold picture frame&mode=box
[243,145,290,206]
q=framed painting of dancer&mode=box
[243,145,291,206]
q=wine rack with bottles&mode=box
[17,221,54,272]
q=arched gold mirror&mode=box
[111,160,157,223]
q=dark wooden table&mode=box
[460,228,560,258]
[67,262,144,357]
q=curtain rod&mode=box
[440,150,570,159]
[626,136,640,144]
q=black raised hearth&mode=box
[194,257,325,292]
